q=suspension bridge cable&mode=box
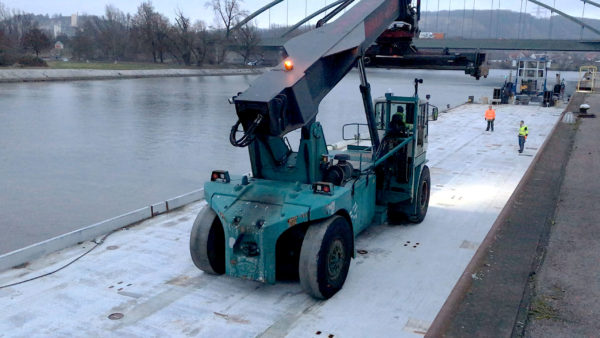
[489,0,494,38]
[436,0,440,32]
[305,0,307,28]
[471,0,475,38]
[462,0,466,38]
[496,0,501,38]
[518,0,523,39]
[447,0,452,36]
[548,0,555,39]
[524,0,528,38]
[425,0,429,29]
[581,1,586,39]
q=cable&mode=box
[446,0,451,36]
[0,229,118,290]
[470,0,475,38]
[581,1,586,40]
[436,0,440,32]
[461,0,466,38]
[489,0,494,38]
[518,0,523,39]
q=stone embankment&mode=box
[0,68,263,83]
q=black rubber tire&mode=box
[409,165,431,223]
[189,205,225,275]
[298,215,353,299]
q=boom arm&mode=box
[233,0,418,139]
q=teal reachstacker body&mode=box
[199,92,429,288]
[190,1,431,299]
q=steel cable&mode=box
[0,230,118,290]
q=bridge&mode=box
[239,0,600,52]
[413,39,600,52]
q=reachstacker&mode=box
[190,0,432,299]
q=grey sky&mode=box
[1,0,599,28]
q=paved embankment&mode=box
[523,92,600,337]
[427,92,600,337]
[0,68,262,83]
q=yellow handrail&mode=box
[577,66,597,93]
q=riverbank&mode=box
[0,67,264,83]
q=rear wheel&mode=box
[189,205,225,275]
[299,215,353,299]
[409,165,430,223]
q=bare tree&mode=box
[132,2,169,63]
[206,0,245,38]
[205,0,247,63]
[99,5,131,61]
[232,21,260,64]
[133,2,158,62]
[22,27,51,56]
[0,2,10,58]
[169,10,195,65]
[0,1,9,21]
[192,20,209,65]
[153,15,170,63]
[2,12,36,50]
[71,28,94,60]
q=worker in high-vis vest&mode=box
[518,120,529,153]
[485,105,496,132]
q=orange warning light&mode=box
[284,60,294,71]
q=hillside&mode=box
[420,9,600,40]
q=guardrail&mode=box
[0,189,205,272]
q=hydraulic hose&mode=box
[229,114,263,147]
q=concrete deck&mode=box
[0,104,563,337]
[426,92,600,337]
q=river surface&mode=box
[0,68,579,254]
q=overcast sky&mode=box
[1,0,599,28]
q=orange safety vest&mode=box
[485,109,496,120]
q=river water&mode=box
[0,68,579,254]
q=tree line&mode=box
[0,0,261,66]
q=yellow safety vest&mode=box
[519,125,528,136]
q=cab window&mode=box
[375,102,386,130]
[390,103,408,123]
[418,103,428,145]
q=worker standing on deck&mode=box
[518,120,528,154]
[485,105,496,132]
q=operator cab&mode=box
[374,94,429,149]
[372,93,429,200]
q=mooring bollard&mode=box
[579,104,590,114]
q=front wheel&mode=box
[409,165,430,223]
[298,215,353,299]
[189,205,225,275]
